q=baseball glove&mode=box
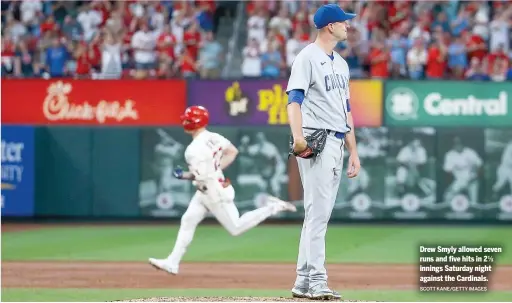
[289,129,328,159]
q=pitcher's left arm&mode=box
[345,107,361,178]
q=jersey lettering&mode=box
[324,73,348,92]
[286,44,351,133]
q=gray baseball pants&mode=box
[294,129,345,289]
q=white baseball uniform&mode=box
[443,147,483,203]
[163,130,286,270]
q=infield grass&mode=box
[2,225,512,264]
[3,225,512,302]
[2,288,512,302]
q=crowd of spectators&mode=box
[1,0,225,79]
[242,0,512,81]
[2,1,512,81]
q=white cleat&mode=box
[266,196,297,213]
[148,258,179,275]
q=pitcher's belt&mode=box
[303,127,345,139]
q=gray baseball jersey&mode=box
[287,42,350,291]
[286,43,351,133]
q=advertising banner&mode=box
[1,126,35,216]
[139,126,511,222]
[139,127,239,217]
[384,127,437,219]
[434,128,487,220]
[287,128,388,220]
[188,80,383,127]
[139,127,197,217]
[385,81,512,127]
[232,127,293,218]
[1,79,186,125]
[483,128,512,221]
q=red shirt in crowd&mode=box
[368,48,389,78]
[183,30,201,59]
[486,51,509,72]
[291,10,310,32]
[181,53,196,74]
[300,32,310,42]
[157,32,177,60]
[75,50,91,75]
[88,44,101,68]
[274,32,285,48]
[388,2,410,30]
[196,0,216,13]
[97,3,111,27]
[426,46,446,78]
[466,34,487,61]
[1,40,16,58]
[40,19,57,34]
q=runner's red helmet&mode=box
[180,106,209,131]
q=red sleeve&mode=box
[368,49,378,61]
[427,48,435,63]
[183,32,190,42]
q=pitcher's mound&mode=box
[116,297,375,302]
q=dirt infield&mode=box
[3,261,512,301]
[1,223,50,232]
[3,223,512,301]
[3,261,512,291]
[113,297,377,302]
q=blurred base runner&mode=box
[148,106,296,275]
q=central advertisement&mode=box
[187,80,383,127]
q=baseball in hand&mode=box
[293,137,308,153]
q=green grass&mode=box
[2,288,512,302]
[2,225,512,264]
[3,225,512,302]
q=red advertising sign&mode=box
[1,79,186,125]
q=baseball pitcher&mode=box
[149,106,296,275]
[286,4,361,300]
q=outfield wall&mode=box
[1,79,511,222]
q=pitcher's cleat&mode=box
[291,286,311,298]
[309,283,342,300]
[148,258,179,275]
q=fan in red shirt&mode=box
[485,44,509,73]
[88,34,102,71]
[74,42,91,78]
[1,36,16,75]
[296,25,310,42]
[157,24,177,62]
[292,2,311,32]
[196,0,216,13]
[246,0,269,15]
[40,15,58,34]
[463,31,487,61]
[425,40,447,79]
[179,48,198,78]
[183,22,202,60]
[368,41,390,78]
[388,1,410,31]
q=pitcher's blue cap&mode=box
[313,4,356,29]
